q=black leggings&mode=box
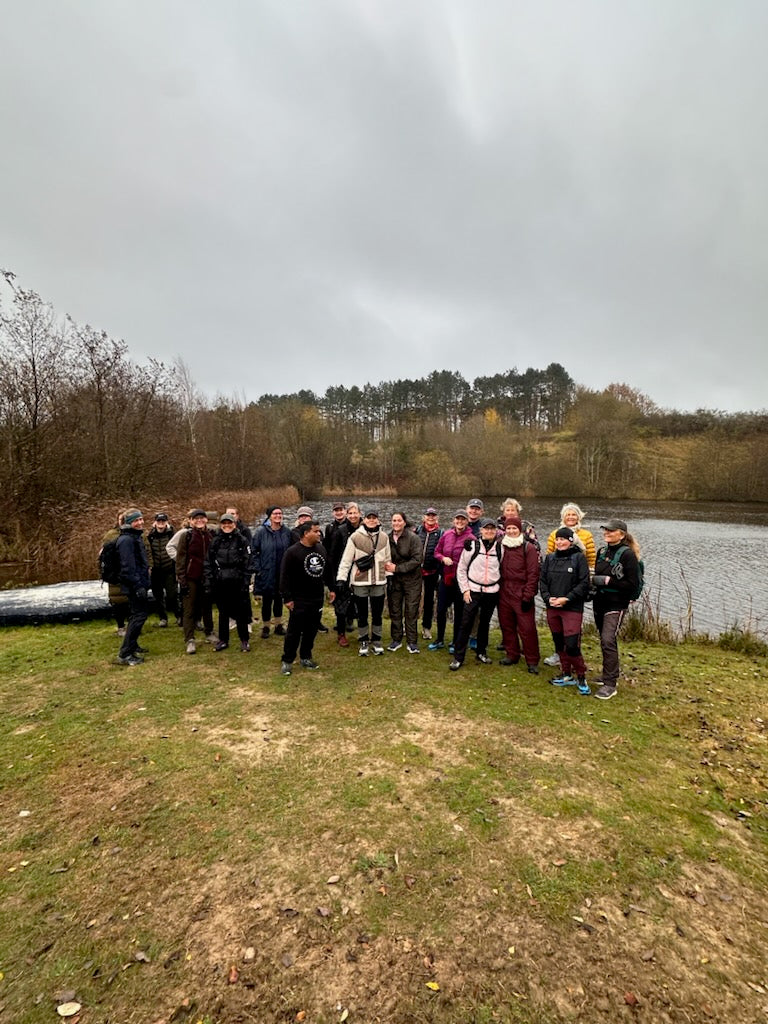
[261,590,283,622]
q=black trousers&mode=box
[282,602,321,663]
[214,581,250,646]
[118,590,149,658]
[436,579,463,644]
[421,572,439,630]
[151,565,178,621]
[453,592,498,663]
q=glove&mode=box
[521,599,533,612]
[135,587,147,601]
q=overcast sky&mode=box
[2,1,766,412]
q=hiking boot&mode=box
[544,652,561,667]
[476,653,493,665]
[359,640,369,657]
[499,656,519,666]
[317,622,329,633]
[427,640,445,651]
[214,641,228,652]
[527,664,540,675]
[387,640,403,652]
[372,641,384,655]
[338,633,349,648]
[551,674,577,686]
[422,628,432,640]
[300,659,319,670]
[407,643,420,654]
[117,654,142,666]
[158,619,168,628]
[261,625,270,639]
[449,659,462,672]
[274,623,286,636]
[594,684,617,700]
[186,640,197,655]
[280,661,292,675]
[448,644,455,655]
[240,641,250,653]
[577,678,591,695]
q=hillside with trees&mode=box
[2,272,767,567]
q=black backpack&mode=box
[98,538,121,585]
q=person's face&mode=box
[221,520,236,533]
[505,523,521,538]
[555,535,573,551]
[298,514,311,525]
[602,528,624,544]
[347,506,361,526]
[306,523,322,544]
[454,516,468,531]
[131,516,145,530]
[191,514,207,529]
[364,514,379,527]
[154,518,169,531]
[563,510,579,528]
[503,503,517,517]
[467,505,482,521]
[425,513,438,528]
[225,508,238,519]
[270,509,283,528]
[480,524,497,542]
[333,507,346,522]
[391,514,405,531]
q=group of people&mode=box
[104,497,642,700]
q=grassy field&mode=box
[1,612,767,1024]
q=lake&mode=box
[288,497,768,638]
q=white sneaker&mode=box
[543,652,561,667]
[186,640,196,655]
[205,633,218,644]
[421,628,432,640]
[372,641,384,655]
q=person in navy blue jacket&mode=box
[116,507,151,666]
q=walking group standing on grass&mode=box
[102,497,642,701]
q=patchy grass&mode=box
[1,616,767,1024]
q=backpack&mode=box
[464,537,503,585]
[598,545,645,602]
[98,538,121,585]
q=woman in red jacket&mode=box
[498,516,541,673]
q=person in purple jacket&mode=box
[428,510,472,652]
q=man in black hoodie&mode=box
[279,521,335,675]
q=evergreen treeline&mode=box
[2,273,768,555]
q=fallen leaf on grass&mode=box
[327,874,341,884]
[282,954,294,968]
[339,1010,349,1022]
[243,947,255,962]
[134,951,150,963]
[425,981,439,991]
[552,859,567,867]
[624,992,639,1006]
[295,1013,306,1022]
[317,906,331,918]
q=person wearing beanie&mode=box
[336,510,392,656]
[542,504,596,669]
[539,527,591,694]
[115,508,150,666]
[498,515,541,673]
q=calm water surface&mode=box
[287,498,768,637]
